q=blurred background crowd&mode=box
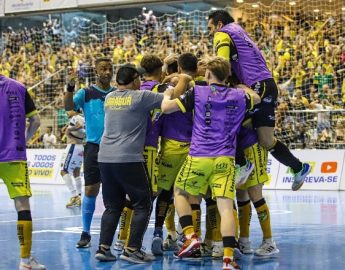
[0,3,344,149]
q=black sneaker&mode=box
[76,231,91,248]
[95,246,116,262]
[120,248,155,264]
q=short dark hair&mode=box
[178,53,198,73]
[140,54,163,75]
[95,57,112,66]
[167,61,178,74]
[208,10,234,26]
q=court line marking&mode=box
[0,215,81,224]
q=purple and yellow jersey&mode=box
[237,127,258,151]
[0,75,37,162]
[215,23,272,86]
[140,80,161,148]
[176,84,253,157]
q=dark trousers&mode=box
[99,162,152,249]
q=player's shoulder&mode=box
[2,76,26,91]
[214,31,231,43]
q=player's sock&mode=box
[17,210,32,258]
[165,200,176,240]
[233,203,239,240]
[82,195,96,233]
[238,200,252,238]
[254,198,272,239]
[74,176,82,196]
[191,204,201,238]
[269,140,302,173]
[155,189,171,230]
[63,174,76,196]
[118,199,134,242]
[223,236,236,259]
[180,215,195,238]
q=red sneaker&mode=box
[177,234,201,258]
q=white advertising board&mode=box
[40,0,77,10]
[5,0,39,13]
[0,0,4,17]
[275,150,345,191]
[5,0,77,13]
[27,149,64,184]
[263,153,279,189]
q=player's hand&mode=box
[66,67,78,86]
[162,73,179,84]
[178,73,193,82]
[163,87,174,99]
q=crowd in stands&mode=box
[1,9,345,149]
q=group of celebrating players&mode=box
[0,9,312,270]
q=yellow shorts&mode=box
[175,155,236,200]
[0,162,32,199]
[143,146,159,193]
[157,138,190,191]
[237,143,269,190]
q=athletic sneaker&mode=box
[212,241,224,258]
[66,195,81,208]
[19,257,46,270]
[163,235,178,251]
[174,248,202,261]
[120,248,155,264]
[292,163,311,191]
[177,233,186,249]
[238,238,254,254]
[95,246,116,262]
[200,243,212,257]
[151,229,163,255]
[76,231,91,248]
[223,257,240,270]
[235,160,255,187]
[176,234,201,258]
[113,239,125,251]
[255,239,279,257]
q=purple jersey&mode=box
[159,111,193,143]
[0,75,37,162]
[178,84,252,157]
[140,80,161,148]
[237,127,258,151]
[218,23,272,86]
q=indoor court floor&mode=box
[1,184,345,270]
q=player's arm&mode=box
[161,88,194,114]
[236,84,261,108]
[214,32,231,60]
[171,73,193,98]
[64,68,84,111]
[25,90,41,142]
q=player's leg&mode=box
[236,189,253,254]
[174,156,211,258]
[72,167,82,207]
[77,142,101,248]
[254,79,311,190]
[211,156,239,269]
[114,197,133,251]
[60,144,78,207]
[163,193,177,251]
[248,185,279,257]
[0,162,45,270]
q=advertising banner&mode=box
[275,150,345,191]
[263,153,280,189]
[40,0,77,11]
[5,0,39,13]
[0,0,4,17]
[27,149,64,184]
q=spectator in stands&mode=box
[42,126,57,148]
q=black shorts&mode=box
[250,78,278,128]
[83,142,101,186]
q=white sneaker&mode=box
[212,241,223,258]
[239,238,254,254]
[19,257,46,270]
[113,239,125,251]
[255,239,279,257]
[235,160,254,187]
